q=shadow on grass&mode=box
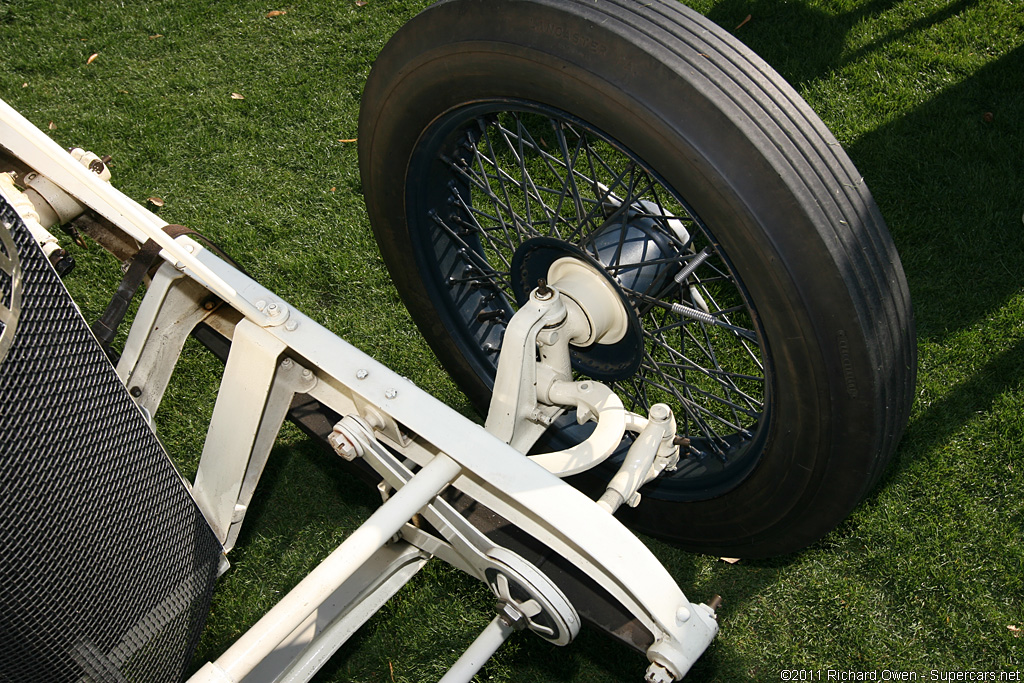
[880,334,1024,485]
[704,0,1023,340]
[235,436,381,553]
[847,43,1024,341]
[705,0,982,87]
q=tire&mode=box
[358,0,915,558]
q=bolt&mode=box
[255,299,267,311]
[676,605,691,624]
[174,261,186,271]
[285,320,298,331]
[534,278,553,300]
[281,358,293,369]
[536,329,560,346]
[129,386,142,398]
[672,435,691,448]
[706,595,723,613]
[202,299,217,311]
[266,302,280,316]
[384,388,398,400]
[356,369,369,380]
[531,409,554,426]
[476,309,505,323]
[301,369,312,379]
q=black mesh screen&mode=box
[0,195,221,682]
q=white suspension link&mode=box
[597,403,679,513]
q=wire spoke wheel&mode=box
[359,0,915,557]
[413,105,769,494]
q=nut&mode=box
[645,663,675,683]
[328,430,359,461]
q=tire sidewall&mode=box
[360,0,884,556]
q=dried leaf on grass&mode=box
[338,138,357,143]
[736,14,752,29]
[147,197,165,207]
[231,92,245,100]
[87,53,99,65]
[720,557,741,564]
[355,1,367,7]
[1009,625,1021,637]
[48,121,57,130]
[267,10,287,17]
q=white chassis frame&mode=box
[0,98,718,683]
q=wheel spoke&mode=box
[422,105,767,480]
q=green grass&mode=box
[2,0,1023,681]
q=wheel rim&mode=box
[406,102,772,501]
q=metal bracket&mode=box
[117,260,225,417]
[484,285,574,451]
[191,320,316,551]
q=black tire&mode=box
[358,0,915,558]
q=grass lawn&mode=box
[2,0,1022,681]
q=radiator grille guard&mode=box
[0,195,221,682]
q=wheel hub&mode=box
[510,205,685,382]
